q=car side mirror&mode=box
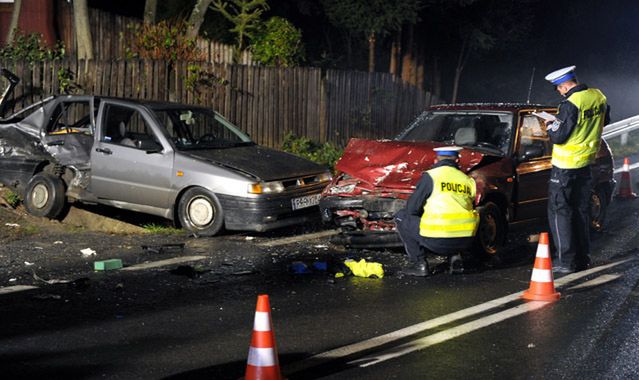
[520,145,545,161]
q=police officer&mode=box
[395,147,479,276]
[544,65,610,273]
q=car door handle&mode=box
[95,147,112,155]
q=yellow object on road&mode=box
[343,259,384,279]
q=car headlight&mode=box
[318,171,332,182]
[248,181,285,194]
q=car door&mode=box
[90,101,174,208]
[513,112,553,222]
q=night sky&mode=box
[462,0,639,122]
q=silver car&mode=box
[0,69,330,236]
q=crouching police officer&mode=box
[395,147,479,276]
[544,65,610,273]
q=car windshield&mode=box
[153,107,253,150]
[397,111,513,155]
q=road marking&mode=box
[257,229,340,247]
[120,255,207,271]
[350,301,548,367]
[0,285,39,295]
[283,258,632,374]
[567,273,622,290]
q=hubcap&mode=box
[188,197,214,227]
[31,183,49,209]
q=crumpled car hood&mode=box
[181,144,327,181]
[335,138,486,189]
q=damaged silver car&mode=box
[0,69,331,236]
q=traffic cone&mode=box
[240,294,286,380]
[615,157,637,199]
[521,232,560,301]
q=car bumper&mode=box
[330,230,403,248]
[218,188,324,232]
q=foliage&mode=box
[320,0,421,38]
[142,223,183,234]
[129,20,203,62]
[606,133,639,159]
[209,0,269,57]
[2,189,20,208]
[0,31,65,64]
[281,132,343,171]
[56,68,82,94]
[250,17,305,67]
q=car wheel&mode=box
[590,187,608,232]
[473,201,506,265]
[24,173,66,219]
[178,187,224,236]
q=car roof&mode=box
[428,103,556,112]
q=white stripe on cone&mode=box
[535,245,550,258]
[247,347,277,367]
[624,163,629,171]
[253,311,271,332]
[531,268,553,283]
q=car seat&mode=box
[454,127,477,146]
[118,121,136,147]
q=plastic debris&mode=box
[33,293,62,300]
[9,278,17,282]
[245,236,255,241]
[312,261,328,271]
[81,248,97,257]
[33,273,72,284]
[24,261,34,266]
[94,259,123,271]
[288,261,311,274]
[53,241,63,245]
[343,259,384,279]
[334,272,345,278]
[5,223,20,227]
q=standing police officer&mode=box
[395,147,479,276]
[544,65,610,273]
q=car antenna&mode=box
[526,67,535,104]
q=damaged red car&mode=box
[319,103,615,260]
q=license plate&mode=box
[291,193,321,210]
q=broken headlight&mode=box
[248,181,285,194]
[329,184,356,194]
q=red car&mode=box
[319,103,615,260]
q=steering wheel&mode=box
[475,141,500,150]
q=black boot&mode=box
[401,261,429,277]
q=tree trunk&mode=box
[73,0,93,60]
[187,0,213,40]
[144,0,158,25]
[431,55,441,100]
[6,0,22,44]
[451,37,468,104]
[368,32,376,73]
[401,24,414,84]
[389,32,401,76]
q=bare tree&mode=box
[144,0,158,25]
[73,0,94,59]
[186,0,214,39]
[5,0,22,44]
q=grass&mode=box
[606,132,639,159]
[142,223,182,234]
[2,189,21,208]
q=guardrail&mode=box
[602,115,639,139]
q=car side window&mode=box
[47,101,93,135]
[518,115,552,159]
[102,104,162,151]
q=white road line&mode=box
[567,273,622,290]
[257,229,340,247]
[0,285,39,295]
[351,301,548,367]
[283,258,632,374]
[120,255,207,271]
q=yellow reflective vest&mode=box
[419,165,479,238]
[551,88,607,169]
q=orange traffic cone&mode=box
[615,157,637,199]
[240,295,286,380]
[521,232,560,301]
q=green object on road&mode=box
[94,259,123,271]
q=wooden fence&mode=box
[1,59,436,148]
[55,0,253,65]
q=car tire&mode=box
[24,173,66,219]
[473,201,506,265]
[590,186,608,232]
[177,187,224,236]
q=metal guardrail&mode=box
[602,115,639,139]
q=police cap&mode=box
[434,146,463,157]
[544,65,577,86]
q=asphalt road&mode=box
[1,176,639,379]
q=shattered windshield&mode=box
[397,111,513,155]
[153,107,253,150]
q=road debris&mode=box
[338,259,384,279]
[24,261,34,266]
[53,241,63,245]
[170,264,209,278]
[81,248,97,257]
[32,293,62,300]
[33,273,72,284]
[142,243,185,254]
[94,259,123,271]
[5,223,19,227]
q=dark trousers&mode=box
[547,166,592,269]
[395,209,474,262]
